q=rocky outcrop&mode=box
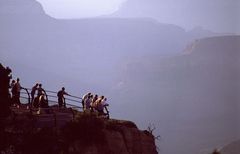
[65,118,158,154]
[0,63,12,118]
[0,109,157,154]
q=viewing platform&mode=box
[9,87,110,128]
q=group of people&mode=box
[82,93,109,115]
[31,84,70,108]
[9,79,47,108]
[31,83,47,108]
[9,79,109,115]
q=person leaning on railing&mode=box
[34,84,46,107]
[57,87,70,108]
[96,96,109,115]
[82,92,91,109]
[11,78,22,106]
[31,83,39,103]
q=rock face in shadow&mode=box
[0,64,11,118]
[60,113,158,154]
[0,107,157,154]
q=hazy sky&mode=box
[1,1,240,153]
[112,0,240,33]
[36,0,239,33]
[36,0,127,18]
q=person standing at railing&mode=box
[98,97,106,114]
[84,95,93,111]
[82,92,91,109]
[37,84,44,97]
[12,78,22,106]
[35,84,46,107]
[89,94,98,112]
[11,80,17,105]
[31,83,39,103]
[57,87,70,108]
[10,80,15,97]
[10,80,15,89]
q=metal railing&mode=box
[20,88,83,110]
[18,87,110,118]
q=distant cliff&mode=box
[114,35,240,154]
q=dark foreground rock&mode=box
[0,111,158,154]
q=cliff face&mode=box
[67,118,158,154]
[0,110,158,154]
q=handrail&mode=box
[47,95,80,103]
[43,89,48,105]
[25,88,82,100]
[21,88,31,104]
[21,87,83,109]
[19,87,109,118]
[104,106,110,119]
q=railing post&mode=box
[43,90,48,104]
[23,88,31,104]
[104,106,110,119]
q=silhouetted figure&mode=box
[84,95,92,111]
[9,80,17,101]
[38,94,48,108]
[57,87,70,108]
[10,80,15,89]
[31,83,39,103]
[33,84,46,108]
[0,64,12,118]
[12,78,22,105]
[11,80,17,104]
[37,84,44,97]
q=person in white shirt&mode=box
[96,96,108,114]
[82,92,91,109]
